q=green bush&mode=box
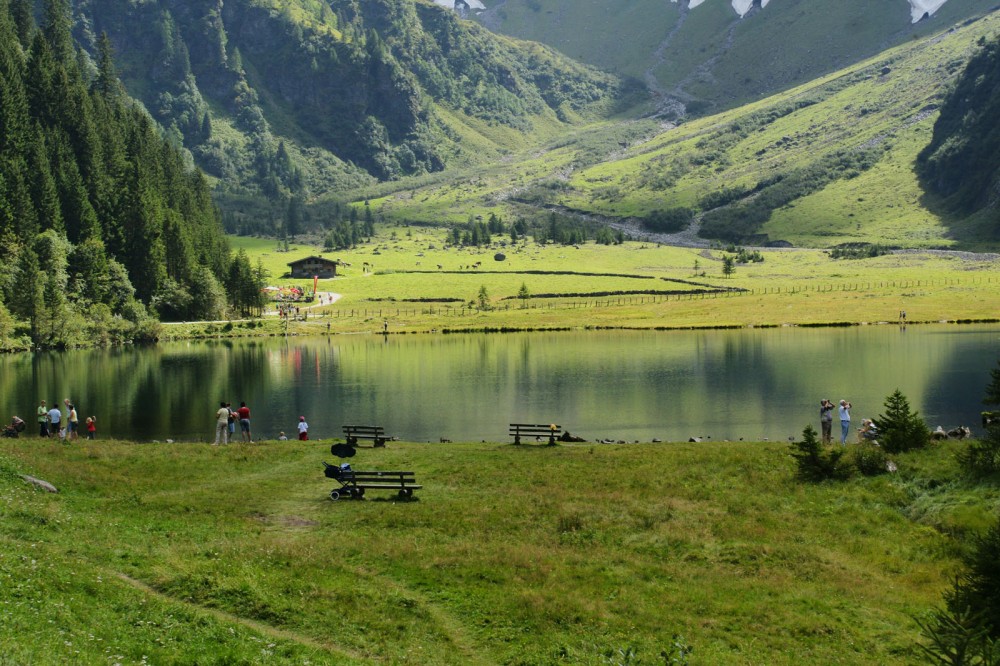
[790,425,851,482]
[853,442,889,476]
[959,428,1000,479]
[920,515,1000,664]
[874,389,930,454]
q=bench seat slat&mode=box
[349,483,423,490]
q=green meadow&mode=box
[202,234,1000,341]
[3,436,996,665]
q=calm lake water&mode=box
[3,325,999,443]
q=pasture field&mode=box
[1,437,993,664]
[193,233,1000,340]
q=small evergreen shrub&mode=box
[791,425,851,482]
[962,360,1000,478]
[920,515,1000,664]
[874,389,930,454]
[959,427,1000,479]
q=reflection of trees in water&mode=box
[2,328,995,441]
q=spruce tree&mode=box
[874,389,930,454]
[9,0,35,52]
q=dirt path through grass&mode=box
[111,571,365,661]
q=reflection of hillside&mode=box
[1,328,995,442]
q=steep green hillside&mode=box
[77,0,632,211]
[917,33,1000,233]
[477,0,998,116]
[362,9,1000,249]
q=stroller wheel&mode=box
[329,490,340,501]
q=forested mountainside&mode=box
[474,0,998,117]
[918,33,1000,226]
[75,0,630,212]
[0,0,260,350]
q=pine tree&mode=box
[9,0,35,52]
[790,424,849,482]
[722,255,735,277]
[10,245,44,343]
[874,389,930,454]
[41,0,74,67]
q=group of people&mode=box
[213,402,253,445]
[212,402,311,444]
[820,398,877,445]
[36,398,96,441]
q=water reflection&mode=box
[2,325,998,443]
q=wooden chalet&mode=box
[287,255,341,279]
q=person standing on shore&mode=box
[214,402,230,445]
[237,401,252,443]
[838,399,852,445]
[37,400,49,437]
[64,399,79,441]
[819,399,834,444]
[48,403,63,439]
[297,416,309,441]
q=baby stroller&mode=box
[2,416,26,438]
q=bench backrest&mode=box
[343,425,385,434]
[509,423,561,435]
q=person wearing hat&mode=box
[819,399,834,444]
[297,416,309,441]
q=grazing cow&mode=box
[932,426,948,441]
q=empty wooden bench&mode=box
[323,463,421,501]
[343,424,389,447]
[509,423,561,446]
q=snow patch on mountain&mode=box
[432,0,485,10]
[909,0,949,22]
[731,0,771,17]
[669,0,947,22]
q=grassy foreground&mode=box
[2,437,996,664]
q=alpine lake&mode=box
[4,324,999,444]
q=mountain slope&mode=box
[76,0,631,205]
[475,0,999,117]
[357,9,1000,249]
[917,33,1000,229]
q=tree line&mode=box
[0,0,264,350]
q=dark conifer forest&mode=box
[0,0,264,349]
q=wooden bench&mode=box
[342,424,389,447]
[323,463,421,501]
[509,423,561,446]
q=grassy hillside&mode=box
[478,0,998,116]
[356,11,1000,249]
[2,437,996,664]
